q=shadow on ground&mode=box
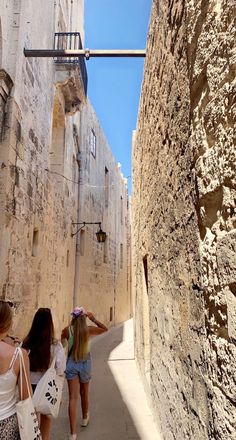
[51,323,141,439]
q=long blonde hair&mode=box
[0,300,13,335]
[71,315,89,361]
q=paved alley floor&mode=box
[51,319,162,440]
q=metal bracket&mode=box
[23,48,146,59]
[85,49,90,60]
[71,221,101,237]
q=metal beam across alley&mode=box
[23,48,146,59]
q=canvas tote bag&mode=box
[16,347,41,440]
[33,356,64,418]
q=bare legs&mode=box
[80,382,89,419]
[67,378,90,434]
[40,414,52,440]
[68,377,80,434]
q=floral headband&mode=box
[71,306,86,318]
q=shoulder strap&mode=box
[49,356,56,369]
[17,347,31,400]
[49,343,57,369]
[8,347,18,370]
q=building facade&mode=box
[0,0,131,337]
[73,100,132,326]
[133,1,236,439]
[0,0,86,336]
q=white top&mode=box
[30,341,66,385]
[0,349,18,420]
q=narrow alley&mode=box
[51,319,161,440]
[0,1,235,439]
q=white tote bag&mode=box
[33,357,64,418]
[16,348,42,440]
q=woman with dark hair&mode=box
[61,307,108,440]
[0,300,31,439]
[23,307,66,440]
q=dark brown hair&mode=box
[0,300,13,334]
[23,308,54,372]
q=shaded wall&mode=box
[133,1,236,439]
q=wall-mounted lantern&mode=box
[71,222,106,243]
[96,225,107,243]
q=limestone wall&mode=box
[0,0,85,337]
[74,100,132,326]
[133,1,236,439]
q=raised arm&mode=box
[61,326,69,348]
[86,312,108,336]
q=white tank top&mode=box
[0,348,18,420]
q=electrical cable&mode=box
[45,168,127,188]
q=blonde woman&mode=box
[0,300,31,439]
[61,307,108,440]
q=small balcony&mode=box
[54,32,87,113]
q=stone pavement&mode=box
[51,319,162,440]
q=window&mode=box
[110,307,113,322]
[80,229,85,256]
[105,167,109,208]
[120,196,123,224]
[120,243,123,269]
[50,93,66,173]
[66,250,70,267]
[0,69,13,140]
[142,254,150,382]
[73,124,80,151]
[72,155,77,184]
[90,129,96,158]
[103,237,108,263]
[32,229,39,257]
[143,255,148,292]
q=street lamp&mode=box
[71,222,106,243]
[96,225,107,243]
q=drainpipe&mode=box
[72,110,82,308]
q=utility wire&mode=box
[45,168,117,188]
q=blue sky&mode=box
[84,0,152,192]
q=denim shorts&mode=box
[65,354,92,383]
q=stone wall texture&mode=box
[133,1,236,439]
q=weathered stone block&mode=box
[216,231,236,287]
